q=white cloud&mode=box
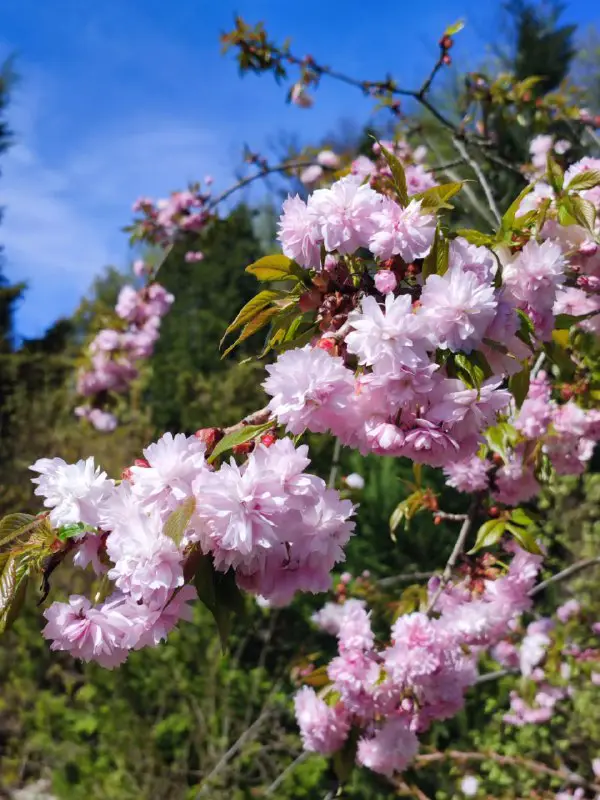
[0,77,234,337]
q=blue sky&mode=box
[0,0,598,337]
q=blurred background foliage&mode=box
[0,2,599,798]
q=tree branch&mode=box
[529,557,600,597]
[265,751,310,796]
[414,750,600,794]
[452,137,501,226]
[208,160,323,209]
[426,499,479,614]
[377,571,435,588]
[328,438,342,489]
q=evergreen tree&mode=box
[504,1,576,95]
[148,204,266,433]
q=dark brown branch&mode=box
[209,159,321,208]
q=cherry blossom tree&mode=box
[1,16,600,798]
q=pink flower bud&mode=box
[374,270,397,295]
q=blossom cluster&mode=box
[76,276,174,431]
[298,138,436,198]
[444,371,600,506]
[527,133,571,176]
[493,596,600,733]
[295,543,543,776]
[130,181,214,258]
[351,138,436,196]
[269,166,524,466]
[263,153,599,479]
[30,434,354,666]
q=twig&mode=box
[531,351,546,379]
[328,438,342,489]
[426,499,478,614]
[529,557,600,597]
[429,158,467,172]
[425,136,497,229]
[195,683,281,797]
[265,751,310,796]
[377,571,435,588]
[209,160,322,209]
[474,667,515,685]
[418,52,446,100]
[414,750,600,794]
[221,405,272,436]
[452,137,501,226]
[435,511,468,522]
[394,778,432,799]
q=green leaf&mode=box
[221,305,282,357]
[505,522,542,554]
[554,313,579,330]
[393,583,429,619]
[389,491,424,540]
[557,199,577,227]
[164,497,196,546]
[221,290,282,343]
[208,421,273,464]
[0,556,17,618]
[546,154,564,193]
[566,169,600,192]
[0,573,28,634]
[412,463,422,489]
[301,665,330,688]
[515,308,535,349]
[245,254,297,282]
[444,19,465,36]
[456,228,494,247]
[453,351,491,388]
[57,522,89,542]
[509,508,535,527]
[536,197,552,232]
[501,184,533,233]
[509,363,530,408]
[422,226,450,279]
[275,324,317,353]
[485,422,518,462]
[567,195,596,233]
[516,75,543,96]
[544,339,576,380]
[194,555,245,652]
[468,520,506,554]
[513,209,538,231]
[378,142,408,206]
[416,182,464,212]
[390,500,409,540]
[0,513,38,549]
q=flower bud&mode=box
[374,270,397,295]
[194,427,224,452]
[316,336,337,355]
[233,441,255,456]
[260,431,277,448]
[299,289,322,313]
